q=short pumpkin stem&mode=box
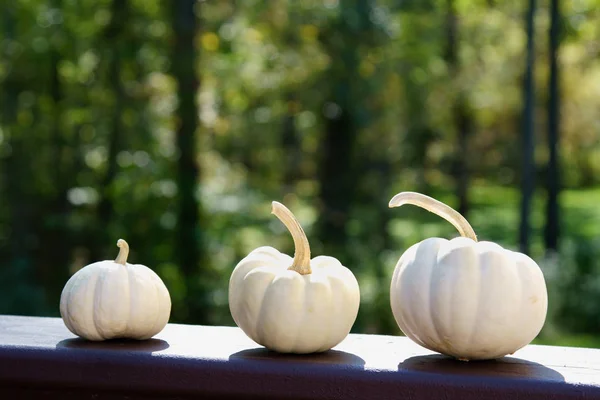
[271,201,312,275]
[389,192,478,242]
[115,239,130,265]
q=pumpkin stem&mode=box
[115,239,130,265]
[271,201,312,274]
[389,192,478,242]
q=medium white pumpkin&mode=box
[60,239,171,341]
[229,201,360,354]
[389,192,548,361]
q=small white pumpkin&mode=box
[60,239,171,341]
[229,201,360,354]
[388,192,548,361]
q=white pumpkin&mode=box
[60,239,171,341]
[388,192,548,361]
[229,201,360,354]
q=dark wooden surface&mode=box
[1,315,599,399]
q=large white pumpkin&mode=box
[229,201,360,354]
[389,192,548,361]
[60,239,171,341]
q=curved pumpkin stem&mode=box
[389,192,478,242]
[115,239,130,265]
[271,201,312,275]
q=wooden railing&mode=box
[0,315,599,399]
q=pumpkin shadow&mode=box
[398,354,565,382]
[56,337,170,353]
[229,347,366,367]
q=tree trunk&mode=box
[400,16,435,193]
[93,0,128,262]
[454,103,472,216]
[1,6,26,266]
[281,8,300,194]
[317,92,355,259]
[41,0,72,306]
[519,0,537,255]
[444,0,473,217]
[316,1,368,260]
[171,0,204,322]
[544,0,560,252]
[0,5,46,314]
[282,93,300,193]
[318,0,388,333]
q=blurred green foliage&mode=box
[1,0,599,347]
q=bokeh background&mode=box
[1,0,599,348]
